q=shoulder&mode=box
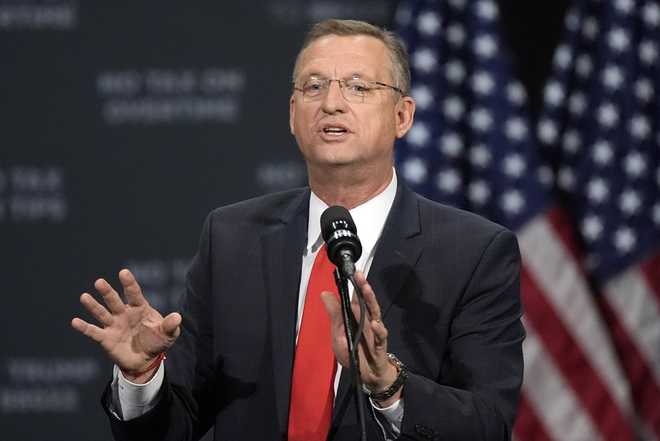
[409,189,517,252]
[207,187,309,226]
[413,190,508,233]
[194,187,308,252]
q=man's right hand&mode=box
[71,268,182,384]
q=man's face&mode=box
[290,35,415,173]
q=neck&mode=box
[308,164,393,209]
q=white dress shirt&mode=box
[111,170,403,437]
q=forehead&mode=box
[297,35,391,80]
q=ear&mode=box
[394,95,416,139]
[289,94,296,135]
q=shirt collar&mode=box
[306,170,398,260]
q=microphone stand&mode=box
[333,269,368,441]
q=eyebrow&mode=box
[301,72,375,81]
[300,71,323,79]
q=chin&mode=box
[302,147,358,166]
[318,151,363,166]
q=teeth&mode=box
[324,127,346,133]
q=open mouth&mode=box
[322,127,348,135]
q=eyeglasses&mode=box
[292,77,404,103]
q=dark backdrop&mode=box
[1,1,566,439]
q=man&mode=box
[72,19,524,441]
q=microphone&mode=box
[321,205,368,441]
[320,206,362,277]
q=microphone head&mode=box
[321,205,357,240]
[320,206,362,267]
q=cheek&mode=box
[298,108,317,129]
[368,115,397,140]
[292,110,311,137]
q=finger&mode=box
[320,291,343,329]
[71,317,105,343]
[350,290,365,322]
[350,296,372,332]
[354,271,382,323]
[79,292,113,326]
[321,292,350,368]
[119,269,146,307]
[370,319,389,351]
[94,278,126,314]
[161,312,182,339]
[351,297,378,363]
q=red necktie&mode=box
[288,245,338,441]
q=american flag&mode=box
[394,0,660,439]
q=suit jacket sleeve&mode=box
[102,212,218,441]
[398,229,524,441]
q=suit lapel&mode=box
[261,189,309,434]
[367,183,424,318]
[332,183,425,426]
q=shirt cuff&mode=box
[370,397,404,436]
[111,363,165,421]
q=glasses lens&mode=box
[302,78,325,99]
[344,79,369,97]
[298,78,375,103]
[348,79,378,103]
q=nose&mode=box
[320,80,347,114]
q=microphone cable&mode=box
[348,274,368,441]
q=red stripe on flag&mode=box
[546,207,582,261]
[549,206,660,437]
[599,296,660,438]
[640,253,660,306]
[521,267,636,440]
[514,393,553,441]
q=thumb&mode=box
[162,312,182,339]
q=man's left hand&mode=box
[321,271,402,407]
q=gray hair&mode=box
[292,19,411,95]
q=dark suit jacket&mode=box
[103,182,524,441]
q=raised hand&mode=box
[71,268,182,383]
[320,271,400,406]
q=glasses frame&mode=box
[292,77,405,103]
